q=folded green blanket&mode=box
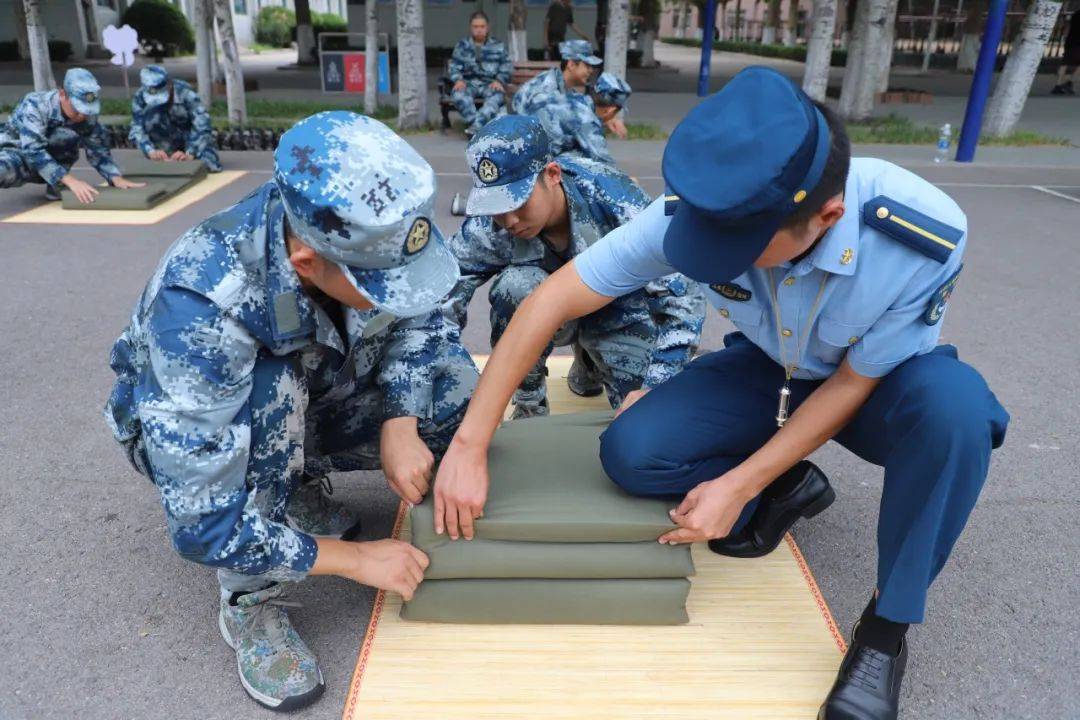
[402,578,691,625]
[60,160,208,210]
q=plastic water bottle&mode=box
[934,123,951,163]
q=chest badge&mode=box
[840,248,854,265]
[924,265,962,325]
[405,217,431,255]
[477,158,499,184]
[709,282,752,301]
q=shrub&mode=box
[660,37,847,66]
[48,40,73,62]
[0,40,19,61]
[122,0,195,56]
[255,6,295,48]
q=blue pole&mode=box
[697,0,718,97]
[955,0,1008,162]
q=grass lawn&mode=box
[848,114,1070,146]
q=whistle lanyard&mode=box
[767,269,829,427]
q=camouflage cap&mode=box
[63,68,101,116]
[559,39,603,66]
[139,65,171,108]
[593,72,632,108]
[464,115,553,217]
[274,111,459,318]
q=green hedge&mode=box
[255,6,295,48]
[0,39,73,62]
[661,37,847,67]
[122,0,195,56]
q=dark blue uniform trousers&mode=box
[599,333,1009,624]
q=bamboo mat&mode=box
[2,171,245,225]
[343,355,846,720]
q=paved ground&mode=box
[0,135,1078,720]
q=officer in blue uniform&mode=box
[433,68,1009,720]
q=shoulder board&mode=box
[664,193,679,216]
[862,195,962,263]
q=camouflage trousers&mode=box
[141,127,222,172]
[0,148,53,188]
[489,265,657,411]
[451,81,506,131]
[128,350,475,594]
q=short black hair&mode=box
[469,10,489,23]
[560,59,569,71]
[781,101,850,229]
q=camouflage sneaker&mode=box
[566,346,603,398]
[218,585,325,712]
[44,185,61,201]
[510,397,550,420]
[285,477,363,540]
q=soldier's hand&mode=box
[605,117,628,139]
[61,175,99,204]
[170,150,192,161]
[615,388,649,418]
[112,177,146,190]
[380,416,435,506]
[489,81,505,93]
[659,476,753,545]
[453,80,467,92]
[313,538,429,601]
[433,437,489,540]
[148,149,169,161]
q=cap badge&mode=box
[793,190,807,203]
[405,217,431,255]
[477,158,499,184]
[83,92,97,103]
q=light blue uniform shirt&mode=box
[574,158,968,380]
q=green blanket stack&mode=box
[404,412,694,625]
[60,158,207,210]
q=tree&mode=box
[23,0,56,91]
[803,0,839,101]
[396,0,428,130]
[213,0,247,125]
[983,0,1063,135]
[783,0,799,45]
[605,0,630,78]
[762,0,782,42]
[12,0,30,60]
[838,0,898,120]
[364,0,378,114]
[295,0,316,65]
[193,0,213,107]
[958,0,988,71]
[639,0,661,66]
[509,0,528,62]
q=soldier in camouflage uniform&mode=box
[0,68,144,203]
[511,39,601,117]
[104,112,475,710]
[129,64,222,172]
[534,72,632,166]
[445,115,705,418]
[449,11,513,137]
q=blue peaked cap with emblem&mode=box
[274,111,459,318]
[139,65,172,108]
[63,68,101,116]
[464,114,553,217]
[662,66,831,285]
[593,72,631,108]
[560,39,603,65]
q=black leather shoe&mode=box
[818,625,907,720]
[708,460,834,558]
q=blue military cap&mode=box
[274,111,459,317]
[560,39,603,66]
[661,66,831,284]
[63,68,101,116]
[139,65,171,108]
[464,115,553,217]
[592,72,631,108]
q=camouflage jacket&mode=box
[535,92,613,165]
[512,67,580,116]
[445,155,705,388]
[448,37,513,85]
[129,78,214,156]
[104,181,468,578]
[0,90,121,185]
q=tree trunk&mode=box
[876,3,897,93]
[295,0,316,65]
[194,0,214,105]
[509,0,528,62]
[783,0,799,45]
[679,0,691,38]
[983,0,1062,136]
[762,0,781,42]
[364,0,378,114]
[213,0,247,125]
[605,0,630,78]
[838,0,866,115]
[23,0,56,91]
[838,0,897,120]
[13,0,30,60]
[803,0,839,101]
[396,0,428,130]
[957,0,986,71]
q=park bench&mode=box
[438,60,559,131]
